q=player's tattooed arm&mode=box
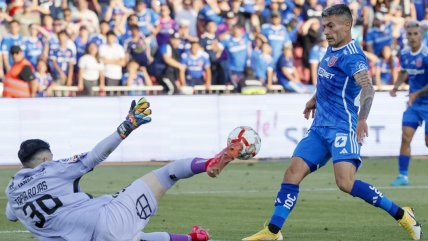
[354,69,375,121]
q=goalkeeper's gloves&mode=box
[117,97,152,139]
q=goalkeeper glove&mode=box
[117,97,152,139]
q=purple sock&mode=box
[190,157,208,174]
[170,233,191,241]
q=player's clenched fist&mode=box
[117,97,152,139]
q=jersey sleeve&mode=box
[6,202,18,222]
[341,53,369,77]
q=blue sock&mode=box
[269,183,299,231]
[398,155,410,176]
[351,180,400,218]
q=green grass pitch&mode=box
[1,158,427,241]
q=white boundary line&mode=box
[0,230,30,234]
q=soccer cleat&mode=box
[242,224,283,240]
[206,142,242,177]
[189,226,210,241]
[390,175,410,186]
[398,207,422,240]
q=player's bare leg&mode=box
[243,157,310,240]
[335,161,422,240]
[391,126,417,186]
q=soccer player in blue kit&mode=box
[5,98,243,241]
[390,20,428,186]
[243,4,422,241]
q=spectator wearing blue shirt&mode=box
[276,44,313,93]
[1,20,25,72]
[121,60,152,96]
[375,45,398,88]
[177,20,199,56]
[197,0,223,35]
[251,42,274,87]
[221,25,251,85]
[181,41,211,87]
[135,0,160,37]
[49,31,76,86]
[74,26,90,64]
[261,12,291,63]
[25,24,47,68]
[124,25,152,69]
[89,21,109,47]
[365,13,393,56]
[309,35,328,86]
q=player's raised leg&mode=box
[334,161,422,240]
[391,126,417,186]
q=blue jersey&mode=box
[1,34,25,65]
[198,5,224,25]
[314,40,368,131]
[74,36,89,62]
[400,46,428,106]
[276,54,294,83]
[309,44,327,64]
[89,34,106,47]
[181,50,210,79]
[221,36,249,72]
[376,57,398,85]
[365,24,393,56]
[136,9,159,36]
[261,24,291,62]
[49,47,76,77]
[413,0,428,20]
[251,49,274,81]
[121,72,145,86]
[24,37,44,68]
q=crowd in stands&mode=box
[0,0,427,97]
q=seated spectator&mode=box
[78,43,105,96]
[152,32,184,94]
[121,60,152,95]
[251,42,274,87]
[49,31,76,86]
[181,41,211,87]
[99,31,125,86]
[309,35,328,86]
[177,19,198,56]
[276,43,313,93]
[3,45,37,98]
[375,45,398,88]
[34,58,55,97]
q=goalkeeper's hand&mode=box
[117,97,152,139]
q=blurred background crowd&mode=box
[0,0,427,97]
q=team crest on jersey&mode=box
[416,57,423,67]
[334,133,348,148]
[327,56,338,67]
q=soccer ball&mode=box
[227,126,261,160]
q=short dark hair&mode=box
[321,4,353,23]
[106,30,116,37]
[18,139,51,163]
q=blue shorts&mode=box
[402,104,428,134]
[293,127,362,172]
